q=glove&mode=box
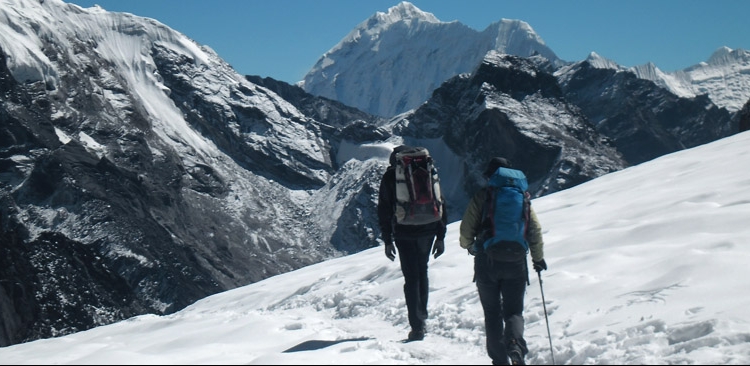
[432,239,445,259]
[533,259,547,273]
[467,242,478,256]
[385,242,396,261]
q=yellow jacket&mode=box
[459,188,545,262]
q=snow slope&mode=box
[1,128,748,364]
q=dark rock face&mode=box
[0,63,215,345]
[558,62,735,165]
[245,75,385,131]
[0,227,146,345]
[151,44,334,189]
[0,49,153,346]
[738,99,750,133]
[0,40,334,346]
[393,54,626,203]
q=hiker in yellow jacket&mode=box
[459,157,546,365]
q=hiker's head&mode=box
[483,157,512,178]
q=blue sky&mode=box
[64,0,750,84]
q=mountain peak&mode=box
[494,18,535,34]
[706,46,750,66]
[585,52,620,70]
[374,1,439,25]
[485,18,562,66]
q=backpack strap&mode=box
[473,187,494,253]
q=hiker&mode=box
[459,157,546,365]
[378,145,448,342]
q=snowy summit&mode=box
[302,1,560,118]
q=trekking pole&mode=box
[538,271,556,365]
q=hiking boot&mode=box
[508,347,524,365]
[407,329,425,341]
[508,349,524,365]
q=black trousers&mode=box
[395,236,434,332]
[474,254,529,365]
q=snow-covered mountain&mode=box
[301,1,562,118]
[556,52,735,165]
[632,47,750,113]
[303,2,750,123]
[0,0,362,346]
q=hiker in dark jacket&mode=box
[378,145,448,342]
[459,157,546,365]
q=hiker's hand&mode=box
[467,242,478,256]
[533,259,547,273]
[385,243,396,261]
[432,239,445,259]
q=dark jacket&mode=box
[377,166,447,244]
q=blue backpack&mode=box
[479,167,531,261]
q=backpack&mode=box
[392,146,444,225]
[479,167,531,262]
